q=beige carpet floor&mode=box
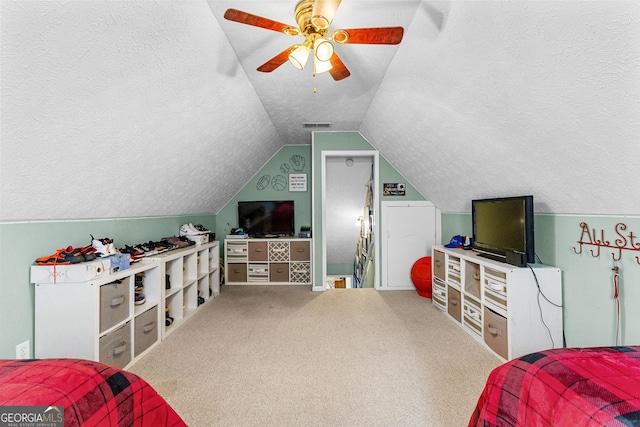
[129,285,501,426]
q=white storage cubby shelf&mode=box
[224,238,312,285]
[32,241,220,369]
[145,241,220,339]
[33,262,162,370]
[432,245,563,361]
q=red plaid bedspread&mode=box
[0,358,186,427]
[469,346,640,426]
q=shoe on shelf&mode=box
[35,246,84,265]
[165,236,190,248]
[80,245,97,261]
[134,292,146,305]
[91,235,115,257]
[106,242,120,255]
[180,236,195,246]
[135,272,145,285]
[193,224,210,233]
[165,306,174,326]
[121,245,144,260]
[134,279,146,305]
[179,224,200,236]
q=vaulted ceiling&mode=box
[1,1,639,221]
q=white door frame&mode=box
[320,150,379,290]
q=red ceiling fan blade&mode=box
[329,53,350,81]
[224,9,299,35]
[333,27,404,45]
[257,47,294,73]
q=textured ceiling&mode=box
[206,1,422,145]
[1,0,639,221]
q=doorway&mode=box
[321,151,379,290]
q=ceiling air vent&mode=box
[302,122,332,128]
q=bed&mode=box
[469,346,640,426]
[0,358,186,427]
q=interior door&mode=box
[380,201,440,290]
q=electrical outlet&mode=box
[16,340,30,359]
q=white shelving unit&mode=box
[146,241,220,339]
[224,238,311,285]
[432,245,563,361]
[32,240,220,368]
[33,262,161,370]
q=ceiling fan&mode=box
[224,0,404,83]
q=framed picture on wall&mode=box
[289,174,307,192]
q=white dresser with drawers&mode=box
[432,245,563,361]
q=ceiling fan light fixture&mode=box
[314,55,333,74]
[313,38,334,62]
[332,29,349,44]
[311,0,342,30]
[289,44,311,70]
[310,15,330,30]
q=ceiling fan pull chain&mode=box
[313,71,317,93]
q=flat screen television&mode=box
[472,195,535,264]
[238,200,295,237]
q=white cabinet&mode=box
[146,241,219,339]
[224,238,311,285]
[33,262,161,369]
[432,246,563,361]
[32,241,220,367]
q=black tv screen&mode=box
[472,195,535,263]
[238,200,295,237]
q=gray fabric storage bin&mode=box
[99,321,131,369]
[100,279,130,333]
[134,306,158,357]
[269,263,289,282]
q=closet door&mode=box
[380,201,440,290]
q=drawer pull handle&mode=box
[110,296,124,307]
[473,272,480,280]
[449,298,459,306]
[255,248,263,252]
[487,326,501,336]
[296,248,304,252]
[113,342,127,356]
[233,268,241,273]
[489,282,503,291]
[143,322,155,333]
[435,260,442,267]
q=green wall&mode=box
[216,135,426,289]
[0,214,215,359]
[441,213,640,348]
[215,145,313,239]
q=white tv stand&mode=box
[432,245,563,361]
